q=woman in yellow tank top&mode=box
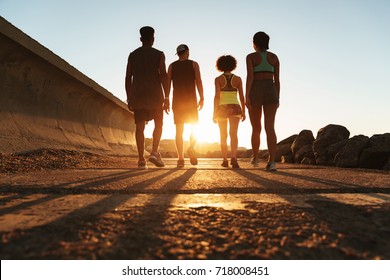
[213,55,246,168]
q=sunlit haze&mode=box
[1,0,389,148]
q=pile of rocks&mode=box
[273,124,390,170]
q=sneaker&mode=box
[251,157,260,167]
[149,152,165,167]
[231,158,240,168]
[265,161,277,171]
[138,160,148,169]
[187,147,198,165]
[221,159,229,168]
[177,159,185,168]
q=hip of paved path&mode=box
[0,158,389,259]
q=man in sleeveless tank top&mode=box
[125,26,169,169]
[167,44,204,167]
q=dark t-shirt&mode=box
[128,47,164,110]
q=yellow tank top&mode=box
[219,74,239,105]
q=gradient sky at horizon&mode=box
[1,0,389,148]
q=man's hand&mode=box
[198,98,204,110]
[241,112,246,122]
[127,99,134,112]
[163,98,170,114]
[245,97,251,109]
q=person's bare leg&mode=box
[135,121,146,161]
[152,117,163,154]
[229,117,240,159]
[175,123,184,160]
[264,104,278,162]
[249,106,262,160]
[218,120,228,161]
[189,124,197,150]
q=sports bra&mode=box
[219,74,240,105]
[253,51,274,73]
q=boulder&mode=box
[359,133,390,169]
[259,149,269,160]
[301,157,316,165]
[275,143,292,162]
[327,140,349,165]
[275,134,297,162]
[313,124,350,165]
[281,154,294,163]
[383,158,390,171]
[278,134,298,146]
[291,130,315,163]
[295,144,315,164]
[334,135,370,167]
[291,130,314,155]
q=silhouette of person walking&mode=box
[246,31,280,171]
[167,44,204,167]
[213,55,246,168]
[125,26,169,169]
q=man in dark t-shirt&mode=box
[167,44,204,167]
[125,26,169,169]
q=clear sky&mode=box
[1,0,389,149]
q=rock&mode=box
[259,150,269,160]
[281,154,294,163]
[313,124,350,165]
[277,134,298,146]
[359,133,390,169]
[334,135,370,168]
[327,140,348,165]
[275,143,292,162]
[240,149,253,158]
[301,157,316,165]
[295,144,315,164]
[291,130,314,155]
[291,130,315,163]
[275,134,297,162]
[383,158,390,171]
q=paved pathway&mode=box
[0,159,389,259]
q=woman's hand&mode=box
[163,98,170,114]
[241,112,246,122]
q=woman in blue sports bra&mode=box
[246,31,280,171]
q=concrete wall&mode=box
[0,17,136,155]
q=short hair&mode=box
[216,55,237,72]
[253,31,270,50]
[140,26,154,42]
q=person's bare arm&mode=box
[125,55,133,110]
[164,64,173,114]
[245,54,254,108]
[213,77,221,123]
[167,63,173,97]
[236,76,246,121]
[193,61,204,110]
[273,54,280,105]
[158,52,170,113]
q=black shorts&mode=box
[173,107,198,124]
[134,108,163,123]
[249,80,279,107]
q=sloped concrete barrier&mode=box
[0,17,136,155]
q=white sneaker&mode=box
[149,152,165,167]
[265,161,276,171]
[138,160,148,169]
[251,158,260,167]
